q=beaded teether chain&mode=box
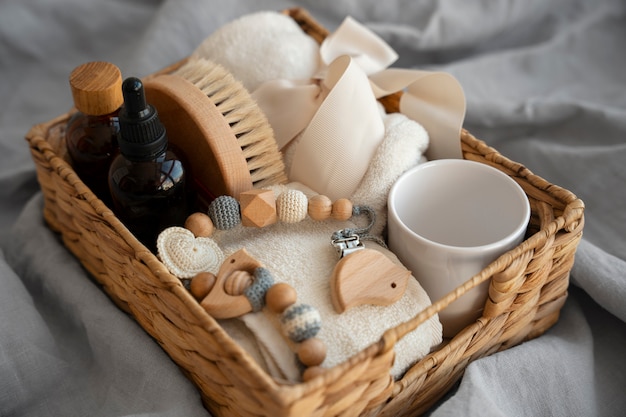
[156,187,410,379]
[203,188,355,231]
[187,248,327,381]
[330,204,386,256]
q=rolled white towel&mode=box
[192,11,321,92]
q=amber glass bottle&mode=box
[108,77,190,251]
[66,61,123,204]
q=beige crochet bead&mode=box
[307,194,332,221]
[331,198,353,221]
[276,189,308,223]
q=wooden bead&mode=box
[297,337,327,367]
[224,270,253,296]
[184,212,215,237]
[265,282,297,314]
[308,195,332,221]
[302,366,326,382]
[190,271,216,300]
[240,189,277,227]
[331,198,353,221]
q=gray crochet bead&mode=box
[244,267,274,312]
[208,195,241,230]
[280,303,321,343]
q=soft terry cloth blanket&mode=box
[1,1,625,416]
[213,110,436,381]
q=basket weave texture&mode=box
[24,8,584,417]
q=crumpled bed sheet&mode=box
[1,0,625,416]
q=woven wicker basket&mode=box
[24,8,584,417]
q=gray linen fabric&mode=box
[1,0,625,416]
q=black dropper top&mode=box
[118,77,167,161]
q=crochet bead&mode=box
[240,189,277,227]
[244,267,274,312]
[184,212,215,237]
[308,195,332,221]
[297,337,327,367]
[281,303,321,343]
[331,198,353,221]
[265,282,297,314]
[208,195,241,230]
[276,189,308,223]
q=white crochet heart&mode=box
[157,226,224,278]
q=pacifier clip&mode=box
[329,206,410,313]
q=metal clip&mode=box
[331,230,365,258]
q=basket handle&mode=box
[378,263,497,353]
[377,196,584,353]
[562,198,585,233]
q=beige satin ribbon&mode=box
[252,16,466,200]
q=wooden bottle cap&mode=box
[69,61,123,115]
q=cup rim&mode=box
[388,159,531,252]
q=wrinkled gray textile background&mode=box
[1,0,625,416]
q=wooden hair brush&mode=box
[143,57,287,203]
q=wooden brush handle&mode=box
[144,74,253,200]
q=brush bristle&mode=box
[174,59,288,187]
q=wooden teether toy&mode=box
[188,248,328,377]
[330,242,410,313]
[329,207,410,313]
[196,249,269,319]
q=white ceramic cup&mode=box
[388,159,530,337]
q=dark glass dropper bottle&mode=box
[108,77,189,251]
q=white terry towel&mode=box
[214,112,441,381]
[192,11,321,93]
